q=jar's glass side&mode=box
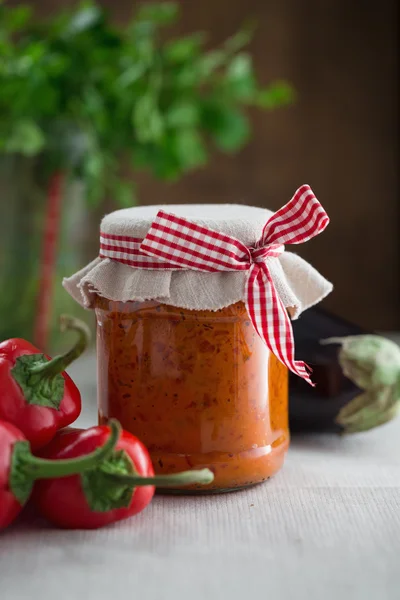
[96,299,289,492]
[0,157,95,352]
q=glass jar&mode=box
[0,156,93,352]
[95,298,289,493]
[64,193,331,492]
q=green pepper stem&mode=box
[104,468,214,488]
[29,315,91,378]
[21,420,121,480]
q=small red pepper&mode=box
[0,315,89,450]
[34,424,214,529]
[0,418,120,530]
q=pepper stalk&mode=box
[11,315,91,410]
[10,419,121,505]
[81,449,214,512]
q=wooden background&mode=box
[10,0,399,329]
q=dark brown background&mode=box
[10,0,399,329]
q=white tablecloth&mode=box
[1,352,399,600]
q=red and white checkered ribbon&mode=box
[100,185,329,384]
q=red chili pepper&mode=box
[34,424,214,530]
[0,419,120,530]
[0,315,90,450]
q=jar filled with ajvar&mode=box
[63,200,332,493]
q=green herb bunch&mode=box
[0,1,294,205]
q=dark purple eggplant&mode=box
[289,307,365,433]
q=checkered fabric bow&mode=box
[100,185,329,384]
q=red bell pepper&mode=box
[0,418,120,530]
[0,315,89,450]
[34,424,214,529]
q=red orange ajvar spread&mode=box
[96,299,289,491]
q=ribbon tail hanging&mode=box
[245,262,314,385]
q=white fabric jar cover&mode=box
[64,201,332,319]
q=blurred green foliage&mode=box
[0,1,294,206]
